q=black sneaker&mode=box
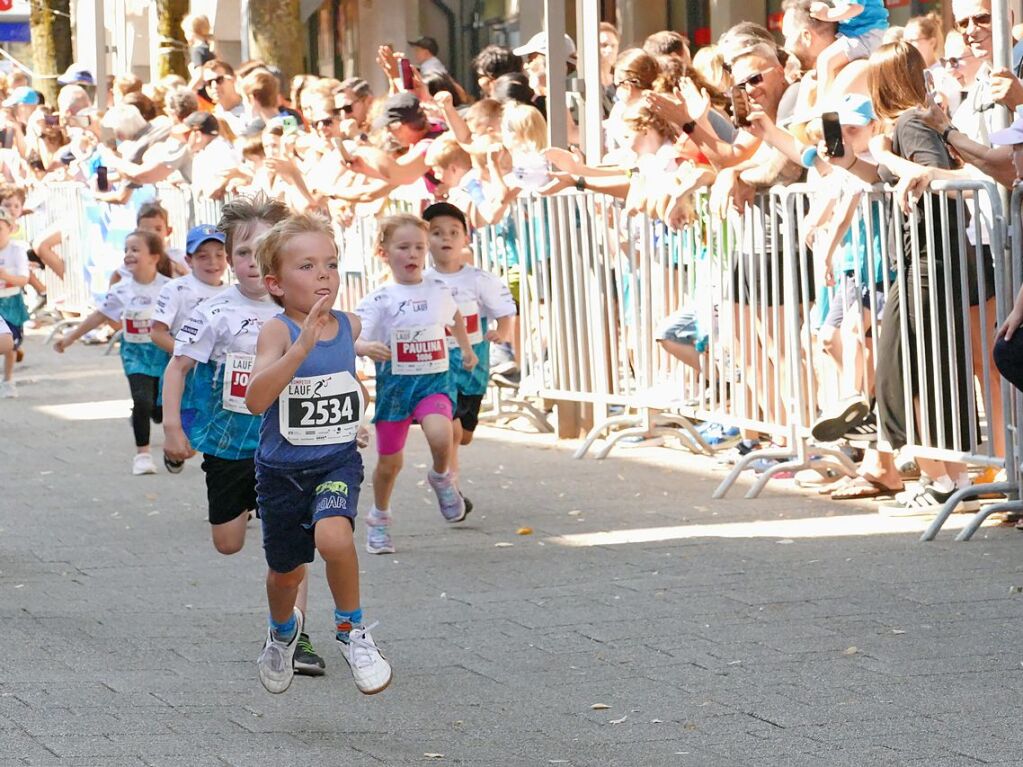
[461,493,473,516]
[294,632,326,676]
[163,453,185,474]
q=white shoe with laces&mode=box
[0,380,16,398]
[257,607,304,694]
[132,453,157,475]
[338,623,392,695]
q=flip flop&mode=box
[830,475,903,501]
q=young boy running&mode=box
[161,197,326,676]
[422,202,515,508]
[0,208,30,398]
[151,224,228,471]
[246,212,391,695]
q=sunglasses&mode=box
[313,117,335,129]
[337,103,354,115]
[614,77,642,89]
[204,75,227,86]
[941,56,968,69]
[739,72,765,90]
[954,12,991,31]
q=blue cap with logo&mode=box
[185,224,226,255]
[3,87,40,107]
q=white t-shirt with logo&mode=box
[99,274,171,342]
[423,265,516,348]
[174,285,279,366]
[0,240,30,297]
[153,273,225,336]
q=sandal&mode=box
[830,474,903,500]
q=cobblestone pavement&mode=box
[4,334,1023,767]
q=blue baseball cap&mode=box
[185,224,226,255]
[2,86,40,107]
[832,94,876,127]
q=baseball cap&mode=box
[408,36,439,56]
[372,92,424,130]
[513,32,577,62]
[186,224,226,255]
[832,94,876,127]
[57,63,96,87]
[184,111,219,136]
[423,201,467,231]
[2,87,40,107]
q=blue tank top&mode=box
[256,310,362,470]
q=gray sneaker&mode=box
[294,632,326,677]
[257,607,303,693]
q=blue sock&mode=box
[335,607,363,643]
[270,613,297,643]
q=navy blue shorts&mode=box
[255,453,364,574]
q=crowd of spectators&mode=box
[4,1,1023,517]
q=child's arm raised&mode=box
[53,309,117,353]
[162,355,197,461]
[449,310,478,371]
[246,294,332,415]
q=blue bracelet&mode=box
[800,146,818,168]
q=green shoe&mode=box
[294,632,326,677]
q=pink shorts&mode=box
[375,393,453,455]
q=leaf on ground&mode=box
[494,542,514,548]
[843,646,858,656]
[516,527,533,535]
[568,510,582,516]
[608,715,628,724]
[590,703,610,710]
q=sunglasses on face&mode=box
[739,72,766,90]
[614,77,642,89]
[204,75,227,86]
[955,12,992,31]
[313,117,334,129]
[941,56,966,68]
[337,103,354,114]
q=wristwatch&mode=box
[941,125,957,144]
[682,120,696,135]
[574,176,586,191]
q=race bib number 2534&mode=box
[279,372,362,446]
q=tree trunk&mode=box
[156,0,189,79]
[29,0,72,107]
[248,0,304,80]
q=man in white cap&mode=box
[56,63,96,88]
[513,31,576,105]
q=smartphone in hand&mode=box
[96,165,109,192]
[399,58,415,91]
[730,86,751,128]
[821,111,845,158]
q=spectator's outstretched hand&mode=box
[745,106,772,138]
[537,172,574,196]
[376,45,399,81]
[989,69,1023,112]
[997,303,1023,342]
[916,100,951,135]
[544,146,584,175]
[893,164,936,215]
[643,91,690,127]
[677,79,710,124]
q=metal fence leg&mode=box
[713,447,795,499]
[955,500,1023,541]
[920,481,1017,541]
[573,414,642,459]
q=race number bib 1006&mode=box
[222,353,255,414]
[279,371,362,446]
[123,309,153,344]
[391,325,448,375]
[445,302,483,348]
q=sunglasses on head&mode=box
[955,12,991,31]
[204,75,227,86]
[739,72,765,89]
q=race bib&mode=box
[279,371,362,446]
[391,325,448,375]
[222,353,254,414]
[123,308,153,344]
[446,301,483,348]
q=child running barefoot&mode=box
[0,208,28,398]
[161,196,326,676]
[151,225,228,472]
[54,230,172,474]
[355,214,478,555]
[245,212,391,695]
[422,202,515,509]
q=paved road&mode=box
[3,334,1023,766]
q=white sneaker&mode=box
[257,607,304,694]
[132,453,157,475]
[0,381,16,398]
[338,623,392,695]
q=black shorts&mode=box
[455,393,484,433]
[202,454,257,526]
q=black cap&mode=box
[184,111,219,135]
[372,92,423,130]
[408,36,439,56]
[423,201,467,231]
